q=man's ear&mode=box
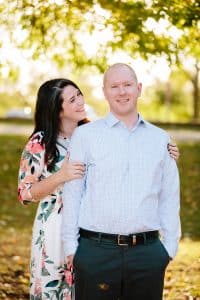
[102,86,107,100]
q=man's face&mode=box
[103,66,142,118]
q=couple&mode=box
[18,63,181,300]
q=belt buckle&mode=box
[117,235,128,246]
[132,234,137,245]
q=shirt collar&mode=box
[104,112,146,129]
[104,112,120,128]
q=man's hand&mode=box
[66,254,74,270]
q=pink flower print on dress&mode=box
[42,246,47,257]
[64,269,73,287]
[41,247,47,268]
[63,292,72,300]
[34,277,42,296]
[18,181,35,203]
[57,194,62,206]
[20,158,29,173]
[18,187,23,202]
[42,257,45,269]
[26,140,44,154]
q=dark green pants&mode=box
[73,236,170,300]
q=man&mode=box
[62,63,181,300]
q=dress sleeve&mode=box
[18,132,45,205]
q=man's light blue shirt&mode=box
[62,113,181,258]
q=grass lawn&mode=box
[0,135,200,299]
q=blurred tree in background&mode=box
[140,68,194,122]
[0,0,199,122]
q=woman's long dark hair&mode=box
[31,78,89,172]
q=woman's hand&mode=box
[66,254,74,270]
[168,143,180,161]
[58,155,85,183]
[28,155,85,200]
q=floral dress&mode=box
[18,131,73,300]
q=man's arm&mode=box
[158,138,181,259]
[62,127,87,259]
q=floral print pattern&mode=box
[18,132,73,299]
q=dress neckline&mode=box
[57,135,70,140]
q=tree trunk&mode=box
[192,61,200,123]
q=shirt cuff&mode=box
[63,240,78,258]
[161,238,179,259]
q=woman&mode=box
[18,79,87,299]
[18,78,179,299]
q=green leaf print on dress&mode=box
[37,199,57,222]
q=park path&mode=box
[0,123,33,136]
[0,123,200,142]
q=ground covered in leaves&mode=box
[0,135,200,300]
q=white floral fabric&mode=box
[18,131,73,300]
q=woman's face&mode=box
[60,85,86,123]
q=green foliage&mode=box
[0,0,199,121]
[152,0,199,26]
[138,66,199,122]
[1,0,199,64]
[138,99,192,123]
[178,142,200,238]
[0,92,33,117]
[0,135,37,228]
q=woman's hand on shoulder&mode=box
[167,142,180,161]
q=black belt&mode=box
[79,228,159,246]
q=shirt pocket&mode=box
[87,151,123,182]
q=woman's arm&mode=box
[30,155,85,201]
[18,133,84,204]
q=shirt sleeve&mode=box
[62,127,87,257]
[158,136,181,259]
[18,132,45,205]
